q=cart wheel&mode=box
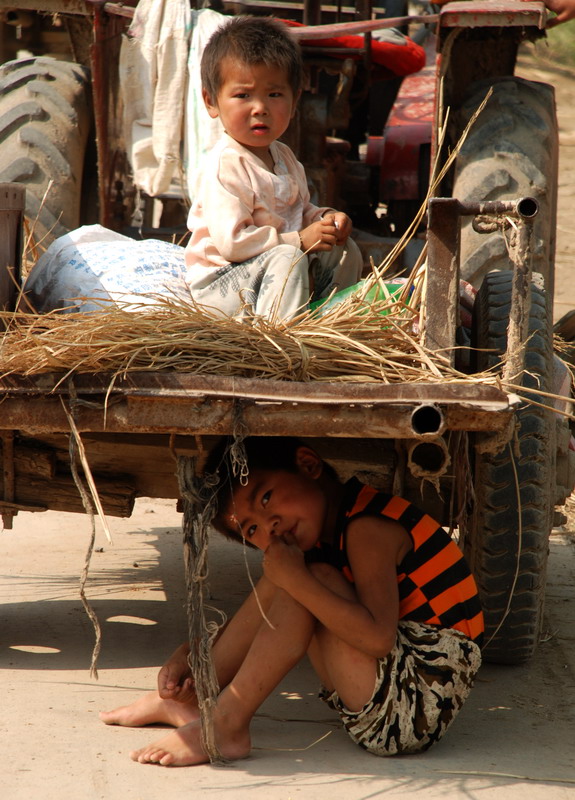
[465,270,555,664]
[0,57,94,246]
[453,77,558,290]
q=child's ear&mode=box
[295,446,323,479]
[202,88,220,119]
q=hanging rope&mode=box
[177,454,226,764]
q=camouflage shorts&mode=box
[320,620,481,756]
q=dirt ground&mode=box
[3,46,575,800]
[2,499,575,799]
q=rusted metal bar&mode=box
[1,430,15,529]
[457,197,539,219]
[501,216,535,386]
[0,183,25,317]
[458,197,538,387]
[90,2,111,229]
[0,371,511,405]
[425,196,539,372]
[424,198,461,360]
[303,0,322,25]
[0,391,515,438]
[354,0,373,71]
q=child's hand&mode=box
[324,211,352,246]
[299,218,339,253]
[262,532,306,591]
[157,644,195,703]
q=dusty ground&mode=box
[2,499,575,800]
[3,45,575,800]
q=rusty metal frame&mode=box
[439,0,547,29]
[0,372,515,439]
[1,430,15,528]
[424,196,538,378]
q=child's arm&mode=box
[263,516,407,657]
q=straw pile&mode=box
[0,287,482,385]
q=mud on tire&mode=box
[465,270,555,664]
[453,78,558,290]
[0,57,93,245]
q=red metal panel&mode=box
[367,62,435,201]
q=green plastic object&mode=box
[310,279,407,316]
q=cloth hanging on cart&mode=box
[119,0,192,197]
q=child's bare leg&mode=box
[306,563,378,712]
[100,577,278,728]
[130,584,315,766]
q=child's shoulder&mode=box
[205,135,262,185]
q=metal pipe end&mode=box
[410,403,445,436]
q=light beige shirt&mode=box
[185,133,330,270]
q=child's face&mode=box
[224,448,328,552]
[203,57,298,161]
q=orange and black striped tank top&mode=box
[311,478,484,646]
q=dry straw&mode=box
[0,291,490,387]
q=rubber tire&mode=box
[0,56,93,244]
[465,270,554,664]
[452,77,558,289]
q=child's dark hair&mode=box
[201,15,304,101]
[205,436,330,545]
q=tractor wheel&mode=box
[0,57,94,246]
[465,270,555,664]
[452,77,558,290]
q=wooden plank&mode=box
[20,433,399,500]
[13,442,56,479]
[9,472,136,517]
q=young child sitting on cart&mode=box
[184,15,363,322]
[100,436,483,767]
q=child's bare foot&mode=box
[99,691,198,728]
[130,718,251,767]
